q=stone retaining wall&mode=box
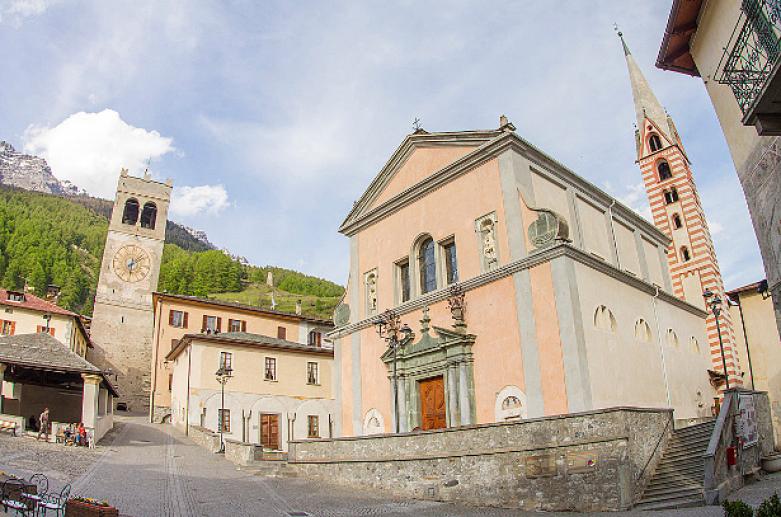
[188,425,221,454]
[225,439,256,466]
[289,407,673,512]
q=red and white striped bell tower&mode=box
[619,32,742,390]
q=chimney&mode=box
[296,300,302,316]
[46,284,61,303]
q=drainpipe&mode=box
[731,295,756,390]
[652,287,672,409]
[149,297,164,421]
[607,200,621,270]
[185,347,192,436]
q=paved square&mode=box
[0,416,779,516]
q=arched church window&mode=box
[122,198,139,225]
[672,213,682,229]
[690,336,700,353]
[666,329,679,348]
[657,160,672,181]
[634,319,652,342]
[664,187,679,205]
[418,237,437,294]
[140,202,157,229]
[680,246,691,262]
[649,134,662,152]
[594,305,617,333]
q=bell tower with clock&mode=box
[90,169,172,412]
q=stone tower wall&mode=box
[90,170,172,412]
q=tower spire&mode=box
[617,30,669,137]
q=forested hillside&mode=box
[0,186,343,318]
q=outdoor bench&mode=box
[0,420,17,436]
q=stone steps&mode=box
[240,461,299,478]
[635,420,715,511]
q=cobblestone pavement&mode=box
[1,416,780,516]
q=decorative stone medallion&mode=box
[333,303,350,327]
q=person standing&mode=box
[36,407,50,442]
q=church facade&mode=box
[90,170,172,411]
[330,119,716,437]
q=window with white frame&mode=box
[307,362,319,385]
[264,357,276,381]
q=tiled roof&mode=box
[0,332,100,373]
[0,288,77,317]
[153,292,334,326]
[166,331,334,361]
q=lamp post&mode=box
[215,365,233,452]
[375,309,413,433]
[703,289,729,390]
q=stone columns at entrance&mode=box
[81,373,102,429]
[0,363,6,414]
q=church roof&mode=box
[618,32,671,136]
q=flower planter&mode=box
[65,498,119,517]
[762,453,781,473]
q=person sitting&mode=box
[75,423,87,447]
[63,424,74,445]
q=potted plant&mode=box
[65,497,119,517]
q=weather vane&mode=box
[412,117,422,132]
[613,23,621,37]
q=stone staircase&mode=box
[239,460,299,478]
[635,420,715,511]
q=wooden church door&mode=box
[419,376,446,430]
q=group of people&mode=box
[31,408,90,447]
[59,422,89,446]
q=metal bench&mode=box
[0,420,17,437]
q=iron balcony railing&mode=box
[716,0,781,117]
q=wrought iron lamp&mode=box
[375,309,413,433]
[703,289,730,390]
[215,365,233,452]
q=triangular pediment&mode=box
[637,116,689,163]
[340,129,505,233]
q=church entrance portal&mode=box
[419,376,446,430]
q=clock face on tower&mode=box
[112,244,152,283]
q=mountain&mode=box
[0,141,81,195]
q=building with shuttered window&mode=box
[166,331,335,452]
[150,293,333,423]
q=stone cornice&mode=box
[327,243,704,339]
[339,131,669,247]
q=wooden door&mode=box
[260,413,280,450]
[419,376,446,430]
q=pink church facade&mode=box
[330,119,716,437]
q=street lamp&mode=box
[215,365,233,452]
[375,309,413,433]
[703,289,729,390]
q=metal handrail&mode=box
[636,415,673,482]
[704,392,735,492]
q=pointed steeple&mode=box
[618,31,670,139]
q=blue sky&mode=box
[0,1,765,289]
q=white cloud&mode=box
[709,221,724,236]
[23,109,175,198]
[0,0,57,24]
[608,182,653,222]
[170,184,229,217]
